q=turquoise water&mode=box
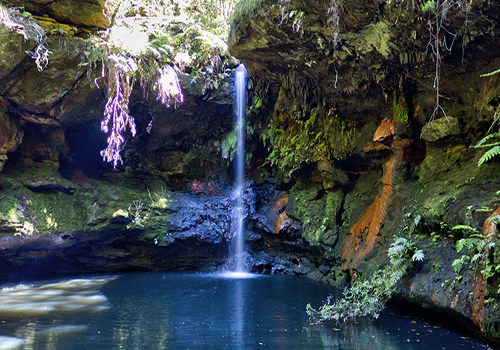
[0,272,494,349]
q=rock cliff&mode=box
[1,0,500,341]
[229,0,500,339]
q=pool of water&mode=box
[0,272,494,349]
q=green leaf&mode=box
[412,250,425,262]
[451,225,478,232]
[478,145,500,166]
[480,68,500,78]
[471,253,483,263]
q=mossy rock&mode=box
[286,184,343,248]
[0,171,171,240]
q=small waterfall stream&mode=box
[233,64,247,273]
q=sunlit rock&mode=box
[0,12,35,80]
[1,0,111,29]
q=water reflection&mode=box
[230,278,245,349]
[0,273,492,350]
[111,292,170,349]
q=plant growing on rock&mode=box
[0,5,51,71]
[306,237,423,324]
[220,121,254,164]
[409,0,471,136]
[471,69,500,167]
[452,218,500,288]
[84,0,238,168]
[127,188,170,230]
[263,108,355,176]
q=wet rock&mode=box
[317,161,349,189]
[286,184,342,250]
[319,264,331,274]
[373,118,396,143]
[0,191,236,282]
[165,192,232,244]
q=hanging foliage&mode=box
[84,0,238,167]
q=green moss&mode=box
[231,0,268,29]
[264,107,356,176]
[0,196,22,225]
[286,185,343,248]
[341,20,393,58]
[113,209,129,218]
[0,196,19,215]
[394,95,409,124]
[482,308,500,338]
[0,171,172,236]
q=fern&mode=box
[307,236,424,325]
[474,67,500,166]
[471,253,482,263]
[473,133,500,148]
[452,255,469,273]
[480,68,500,78]
[478,145,500,167]
[456,237,479,253]
[412,249,425,262]
[451,225,478,232]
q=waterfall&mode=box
[233,64,247,273]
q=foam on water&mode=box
[217,271,257,279]
[0,276,117,317]
[37,325,88,336]
[0,336,25,349]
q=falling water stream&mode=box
[232,64,247,273]
[0,67,495,350]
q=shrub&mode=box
[307,237,423,324]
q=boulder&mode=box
[421,116,460,142]
[1,0,111,29]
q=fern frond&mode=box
[474,141,500,149]
[478,146,500,166]
[451,225,477,232]
[412,249,425,262]
[487,107,500,134]
[471,253,482,263]
[473,133,500,148]
[452,258,466,273]
[456,238,478,253]
[480,68,500,78]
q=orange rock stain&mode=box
[275,211,292,234]
[372,118,396,143]
[271,195,289,214]
[341,156,396,270]
[471,205,500,330]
